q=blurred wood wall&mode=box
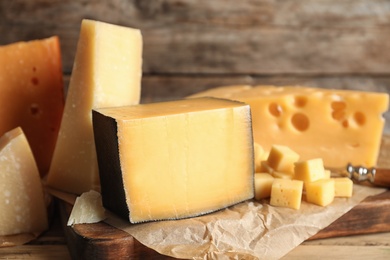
[1,0,390,130]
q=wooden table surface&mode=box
[0,211,389,259]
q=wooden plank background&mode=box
[1,0,390,131]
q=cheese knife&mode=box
[330,164,390,188]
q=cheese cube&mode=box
[254,173,274,200]
[333,177,353,197]
[47,20,142,194]
[259,161,274,174]
[188,85,389,168]
[267,145,300,174]
[270,179,303,210]
[0,127,48,236]
[93,97,254,223]
[0,36,64,177]
[294,158,325,183]
[305,179,335,206]
[324,169,331,179]
[254,142,268,172]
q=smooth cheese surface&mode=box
[0,127,48,236]
[189,85,389,167]
[0,36,64,176]
[305,179,335,207]
[267,145,299,174]
[254,173,274,200]
[47,20,142,194]
[93,97,254,223]
[333,177,353,197]
[294,158,325,183]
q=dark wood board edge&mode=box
[58,201,174,260]
[309,189,390,240]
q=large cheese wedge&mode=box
[0,127,48,236]
[92,97,254,223]
[189,85,389,168]
[0,36,64,177]
[46,20,142,194]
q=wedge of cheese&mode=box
[0,36,64,177]
[46,20,143,194]
[0,127,48,236]
[189,85,389,168]
[93,97,254,223]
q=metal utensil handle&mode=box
[346,164,390,188]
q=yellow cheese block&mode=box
[92,97,254,223]
[189,85,389,167]
[47,20,142,194]
[254,173,274,200]
[0,36,64,177]
[270,179,303,210]
[294,158,326,183]
[267,145,299,174]
[333,177,353,197]
[0,127,48,236]
[305,179,335,207]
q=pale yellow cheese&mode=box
[189,85,389,168]
[254,142,268,172]
[67,190,106,226]
[259,160,274,174]
[324,170,331,179]
[294,158,325,183]
[305,179,335,206]
[270,179,303,210]
[333,177,353,197]
[0,127,48,236]
[267,145,299,174]
[254,173,274,200]
[47,20,142,194]
[93,97,254,223]
[272,171,293,180]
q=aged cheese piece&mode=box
[305,179,335,206]
[93,97,254,223]
[0,127,48,236]
[67,190,106,226]
[267,145,299,174]
[270,179,303,210]
[294,158,326,183]
[254,173,274,200]
[47,20,142,194]
[0,36,64,177]
[189,85,389,167]
[333,177,353,197]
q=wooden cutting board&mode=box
[59,136,390,259]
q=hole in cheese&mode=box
[294,96,307,107]
[291,113,309,131]
[269,103,282,117]
[353,111,366,126]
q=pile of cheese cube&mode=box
[254,143,353,209]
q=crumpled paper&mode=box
[105,184,386,259]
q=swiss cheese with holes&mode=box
[189,86,389,168]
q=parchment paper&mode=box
[105,184,386,259]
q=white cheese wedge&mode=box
[0,127,48,236]
[67,190,106,226]
[93,97,254,223]
[46,19,143,194]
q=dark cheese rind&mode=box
[92,110,129,220]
